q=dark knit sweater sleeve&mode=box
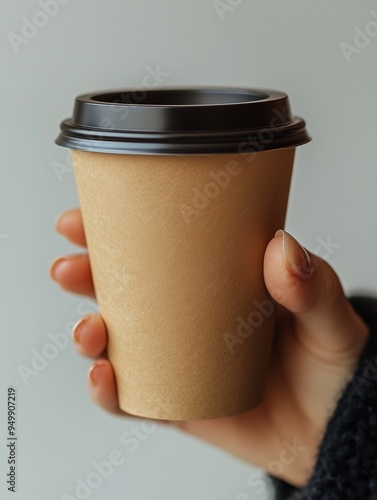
[271,295,377,500]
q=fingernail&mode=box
[88,361,106,386]
[275,229,312,280]
[49,257,67,281]
[72,316,91,345]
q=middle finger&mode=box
[50,254,95,297]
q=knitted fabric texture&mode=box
[272,296,377,500]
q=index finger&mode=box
[55,208,87,247]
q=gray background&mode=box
[1,0,377,499]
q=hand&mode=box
[50,209,369,487]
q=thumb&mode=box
[264,230,368,354]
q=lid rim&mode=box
[76,87,285,108]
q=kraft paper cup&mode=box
[56,88,310,420]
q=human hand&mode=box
[50,209,369,487]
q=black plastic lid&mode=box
[56,87,310,155]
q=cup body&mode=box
[71,148,295,420]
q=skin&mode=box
[50,209,369,487]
